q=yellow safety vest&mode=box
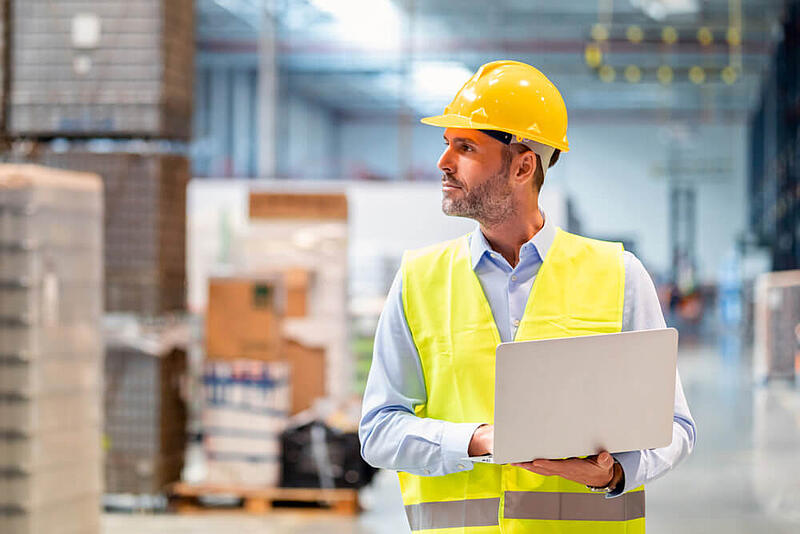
[399,227,645,533]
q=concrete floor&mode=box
[103,344,800,533]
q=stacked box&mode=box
[202,360,289,487]
[21,151,188,315]
[0,164,103,534]
[9,0,194,139]
[0,0,8,132]
[754,270,800,381]
[104,340,187,494]
[246,192,350,401]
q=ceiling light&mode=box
[657,65,674,85]
[625,65,642,83]
[662,26,678,44]
[697,27,713,46]
[626,25,644,43]
[721,66,738,84]
[726,27,741,46]
[585,44,603,68]
[688,66,705,84]
[411,61,473,102]
[631,0,699,21]
[591,24,609,41]
[599,65,616,83]
[309,0,401,49]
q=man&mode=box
[359,60,696,533]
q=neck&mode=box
[480,207,544,268]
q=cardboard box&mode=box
[206,277,283,361]
[249,192,348,221]
[283,268,310,318]
[285,339,325,415]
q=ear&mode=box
[511,149,536,187]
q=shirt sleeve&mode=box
[358,268,483,477]
[609,252,697,497]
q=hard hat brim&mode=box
[420,114,570,152]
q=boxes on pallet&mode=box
[14,152,189,315]
[205,277,283,362]
[1,495,100,534]
[9,0,194,139]
[244,191,350,401]
[0,164,103,534]
[285,338,325,416]
[103,319,189,494]
[754,270,800,380]
[205,273,326,414]
[202,359,289,487]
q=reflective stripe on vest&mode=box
[404,491,646,529]
[400,228,641,533]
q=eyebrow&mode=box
[444,136,479,145]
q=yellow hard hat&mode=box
[421,60,570,152]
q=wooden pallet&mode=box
[168,482,360,515]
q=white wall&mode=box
[338,117,749,284]
[558,121,747,283]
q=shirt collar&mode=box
[469,210,557,270]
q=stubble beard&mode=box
[441,156,517,228]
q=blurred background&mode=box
[1,0,800,533]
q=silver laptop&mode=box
[465,328,678,464]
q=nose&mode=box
[437,145,455,175]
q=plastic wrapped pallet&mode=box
[103,317,189,494]
[13,151,189,315]
[0,0,8,132]
[244,192,350,401]
[0,164,102,534]
[9,0,194,139]
[202,359,289,487]
[754,270,800,381]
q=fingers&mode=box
[511,453,614,483]
[597,451,613,468]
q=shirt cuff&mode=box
[607,450,646,498]
[439,422,484,475]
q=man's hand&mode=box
[512,451,622,489]
[468,424,494,456]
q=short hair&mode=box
[504,146,561,192]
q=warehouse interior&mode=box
[1,0,800,533]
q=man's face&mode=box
[438,128,517,226]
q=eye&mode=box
[461,144,474,152]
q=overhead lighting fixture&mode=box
[657,65,674,85]
[726,27,742,46]
[662,26,678,44]
[626,25,644,43]
[591,24,609,41]
[630,0,698,21]
[697,27,713,46]
[624,65,642,83]
[688,66,705,84]
[585,44,603,68]
[599,65,616,83]
[721,66,738,84]
[411,61,473,102]
[310,0,401,49]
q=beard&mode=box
[441,155,517,227]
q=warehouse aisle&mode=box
[102,345,800,534]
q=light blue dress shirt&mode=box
[359,213,696,497]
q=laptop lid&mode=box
[491,328,678,464]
